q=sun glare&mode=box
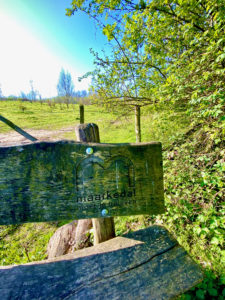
[0,12,90,98]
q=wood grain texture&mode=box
[75,123,115,245]
[0,140,164,225]
[0,226,203,300]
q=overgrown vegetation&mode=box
[161,122,225,299]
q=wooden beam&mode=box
[0,115,38,142]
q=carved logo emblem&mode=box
[75,156,135,202]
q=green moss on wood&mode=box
[0,141,164,225]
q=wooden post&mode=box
[75,123,115,245]
[0,115,38,142]
[79,105,84,124]
[135,105,141,143]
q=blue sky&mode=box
[0,0,108,98]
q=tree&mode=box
[66,1,167,142]
[19,81,40,101]
[20,91,27,100]
[57,69,75,108]
[67,0,225,131]
[74,90,88,98]
[28,80,40,101]
[80,90,88,98]
[57,69,75,97]
[87,46,158,142]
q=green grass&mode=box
[0,223,57,264]
[0,100,190,147]
[0,100,119,133]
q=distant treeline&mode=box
[0,89,89,100]
[0,94,92,105]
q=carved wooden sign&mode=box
[0,141,164,225]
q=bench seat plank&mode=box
[0,226,203,300]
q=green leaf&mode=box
[211,237,219,245]
[216,53,225,63]
[196,289,206,299]
[219,274,225,285]
[208,288,218,297]
[222,288,225,296]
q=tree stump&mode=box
[47,221,77,258]
[72,219,92,250]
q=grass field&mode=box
[0,100,189,145]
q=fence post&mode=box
[79,105,84,124]
[75,123,115,245]
[135,105,141,143]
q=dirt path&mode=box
[0,126,76,147]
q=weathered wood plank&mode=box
[0,141,164,224]
[0,226,203,299]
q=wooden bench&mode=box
[0,123,203,299]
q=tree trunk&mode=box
[75,123,115,245]
[135,105,141,143]
[79,105,84,124]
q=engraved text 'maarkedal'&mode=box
[76,189,136,203]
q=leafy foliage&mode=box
[67,0,225,122]
[147,119,225,299]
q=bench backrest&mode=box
[0,141,164,225]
